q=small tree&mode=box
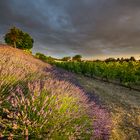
[35,53,47,61]
[72,55,82,62]
[4,27,34,50]
[130,56,136,61]
[62,56,71,61]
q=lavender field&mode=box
[1,1,140,139]
[0,45,111,139]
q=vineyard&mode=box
[54,61,140,88]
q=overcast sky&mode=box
[0,0,140,59]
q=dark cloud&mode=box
[0,0,140,59]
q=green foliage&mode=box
[4,26,34,50]
[35,52,55,63]
[23,49,32,54]
[46,56,55,64]
[54,60,140,86]
[105,57,116,62]
[35,52,47,61]
[72,55,82,62]
[62,56,71,61]
[130,56,136,61]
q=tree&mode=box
[62,56,71,61]
[46,56,55,63]
[105,58,116,62]
[4,27,34,50]
[35,53,55,63]
[72,55,82,62]
[116,58,120,62]
[130,56,136,61]
[35,53,47,61]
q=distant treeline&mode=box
[34,52,139,63]
[34,53,83,63]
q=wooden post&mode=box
[13,41,16,48]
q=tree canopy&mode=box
[4,27,34,50]
[72,55,82,62]
[62,56,71,61]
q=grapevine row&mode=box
[54,61,140,87]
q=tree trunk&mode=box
[13,41,16,48]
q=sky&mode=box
[0,0,140,59]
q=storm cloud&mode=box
[0,0,140,59]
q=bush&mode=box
[0,80,92,139]
[35,52,47,61]
[35,53,55,63]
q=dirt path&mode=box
[74,74,140,140]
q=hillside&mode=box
[0,45,111,139]
[1,45,139,139]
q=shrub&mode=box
[0,80,92,139]
[35,52,47,61]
